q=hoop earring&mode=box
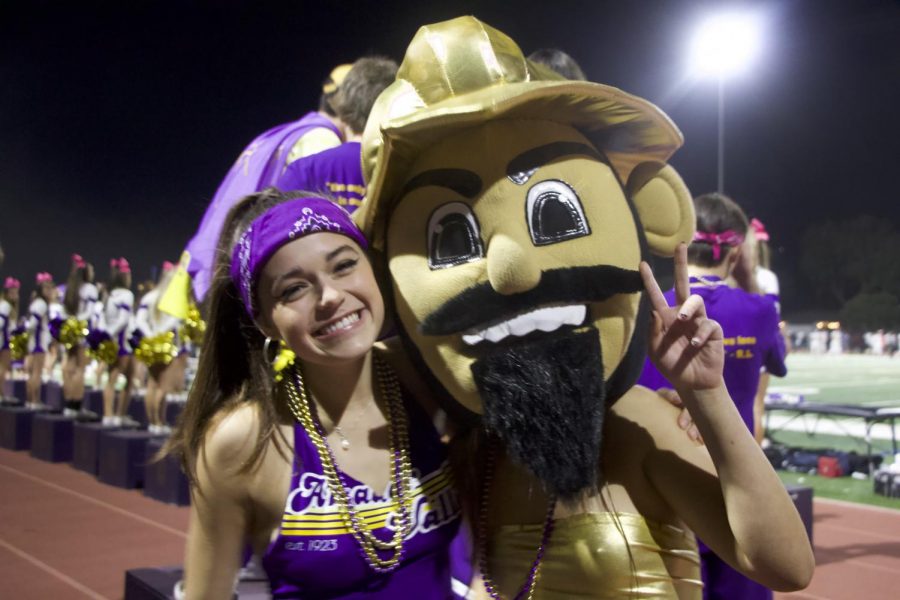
[264,337,297,382]
[263,337,279,366]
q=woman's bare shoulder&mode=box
[610,385,679,421]
[608,385,692,451]
[198,400,263,483]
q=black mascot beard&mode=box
[471,326,606,500]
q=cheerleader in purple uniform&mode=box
[62,254,99,416]
[166,191,462,599]
[45,285,65,382]
[0,277,20,401]
[101,258,136,426]
[133,262,182,434]
[25,272,56,409]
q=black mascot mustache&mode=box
[420,265,643,336]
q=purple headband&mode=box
[230,197,368,315]
[693,229,745,261]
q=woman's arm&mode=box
[0,303,9,338]
[26,300,46,334]
[133,302,150,337]
[635,385,813,590]
[183,408,256,599]
[638,244,814,591]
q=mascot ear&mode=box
[626,162,695,258]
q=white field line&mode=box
[0,536,109,599]
[0,463,187,538]
[771,380,900,391]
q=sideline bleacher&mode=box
[1,378,189,504]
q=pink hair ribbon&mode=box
[72,254,86,268]
[692,230,745,261]
[750,218,770,242]
[4,277,20,289]
[110,257,131,273]
[35,272,53,284]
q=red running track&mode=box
[0,447,188,599]
[2,447,899,599]
[777,498,900,600]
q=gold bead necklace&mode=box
[283,356,414,572]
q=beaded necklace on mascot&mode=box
[478,438,557,600]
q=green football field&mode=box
[764,353,900,508]
[765,352,900,450]
[769,353,900,407]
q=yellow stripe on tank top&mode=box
[280,470,452,523]
[282,510,392,529]
[283,503,397,522]
[280,502,440,536]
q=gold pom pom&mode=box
[179,304,207,346]
[134,331,179,366]
[60,317,89,350]
[88,338,119,366]
[9,332,29,360]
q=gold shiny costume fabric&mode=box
[489,512,702,599]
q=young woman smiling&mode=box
[169,190,463,599]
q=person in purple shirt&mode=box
[183,64,352,302]
[638,192,787,600]
[276,56,398,214]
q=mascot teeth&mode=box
[461,305,586,345]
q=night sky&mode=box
[2,0,899,316]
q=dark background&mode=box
[2,0,899,317]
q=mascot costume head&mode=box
[357,16,694,499]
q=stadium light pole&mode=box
[688,11,763,193]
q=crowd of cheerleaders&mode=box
[0,254,203,433]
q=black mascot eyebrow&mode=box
[420,265,643,336]
[506,141,608,183]
[399,168,483,200]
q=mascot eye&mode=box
[525,179,591,246]
[427,202,485,269]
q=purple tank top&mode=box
[262,394,462,599]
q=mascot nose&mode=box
[486,233,541,295]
